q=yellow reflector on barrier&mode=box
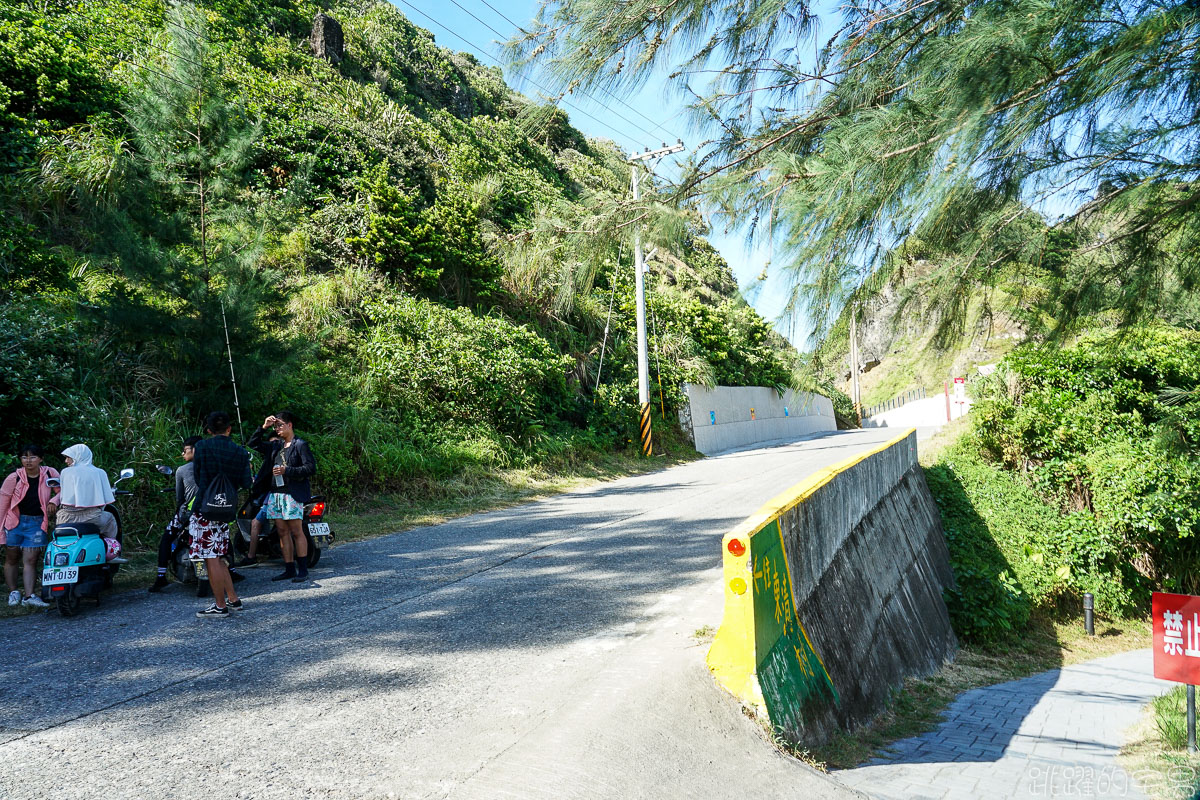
[729,577,747,595]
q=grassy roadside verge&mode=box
[1120,686,1200,800]
[324,447,698,546]
[0,445,699,618]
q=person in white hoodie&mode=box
[48,444,118,540]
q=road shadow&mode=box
[0,481,745,740]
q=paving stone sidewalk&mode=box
[834,649,1174,800]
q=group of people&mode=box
[0,408,317,619]
[0,442,123,608]
[149,410,317,618]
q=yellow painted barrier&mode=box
[706,429,918,718]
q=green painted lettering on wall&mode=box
[750,519,839,730]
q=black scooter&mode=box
[232,495,333,566]
[154,465,241,596]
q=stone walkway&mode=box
[834,649,1174,800]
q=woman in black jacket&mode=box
[248,411,316,582]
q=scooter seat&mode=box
[54,522,102,537]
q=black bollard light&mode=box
[1083,593,1094,636]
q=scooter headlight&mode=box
[54,552,69,566]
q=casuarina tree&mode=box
[98,1,281,415]
[509,0,1200,340]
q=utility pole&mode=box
[849,309,862,426]
[629,140,684,456]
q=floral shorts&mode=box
[263,492,304,521]
[188,514,229,560]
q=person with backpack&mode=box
[247,411,316,583]
[190,411,252,618]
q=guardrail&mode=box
[866,386,927,418]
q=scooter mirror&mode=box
[118,468,135,481]
[156,464,174,476]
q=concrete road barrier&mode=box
[707,429,958,744]
[679,384,836,455]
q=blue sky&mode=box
[384,0,806,345]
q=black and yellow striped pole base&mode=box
[639,402,653,456]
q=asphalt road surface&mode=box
[0,429,903,800]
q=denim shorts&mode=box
[4,515,48,549]
[255,504,269,523]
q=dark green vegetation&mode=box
[0,0,797,549]
[923,327,1200,644]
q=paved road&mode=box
[835,649,1173,800]
[0,429,900,800]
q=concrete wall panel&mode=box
[680,384,836,455]
[707,430,958,745]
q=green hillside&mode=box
[0,0,795,526]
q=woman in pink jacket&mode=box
[1,444,59,609]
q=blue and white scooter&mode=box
[41,468,134,617]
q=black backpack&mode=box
[198,472,238,522]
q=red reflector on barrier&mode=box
[727,538,746,557]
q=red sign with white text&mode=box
[1153,592,1200,684]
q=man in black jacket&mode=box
[191,412,252,617]
[247,411,316,583]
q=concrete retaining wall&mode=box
[707,430,958,745]
[679,385,836,455]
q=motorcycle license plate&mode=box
[42,567,78,585]
[308,522,330,538]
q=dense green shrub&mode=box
[0,298,88,457]
[926,438,1135,644]
[359,293,574,439]
[973,326,1200,593]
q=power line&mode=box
[165,12,642,149]
[386,0,641,146]
[465,0,683,144]
[439,0,676,145]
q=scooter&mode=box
[232,495,333,566]
[40,468,134,617]
[154,465,240,596]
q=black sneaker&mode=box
[290,574,309,584]
[227,599,244,611]
[148,576,170,593]
[235,557,259,568]
[271,570,296,582]
[230,570,245,583]
[196,604,230,618]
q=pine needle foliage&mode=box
[510,0,1200,341]
[89,3,282,413]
